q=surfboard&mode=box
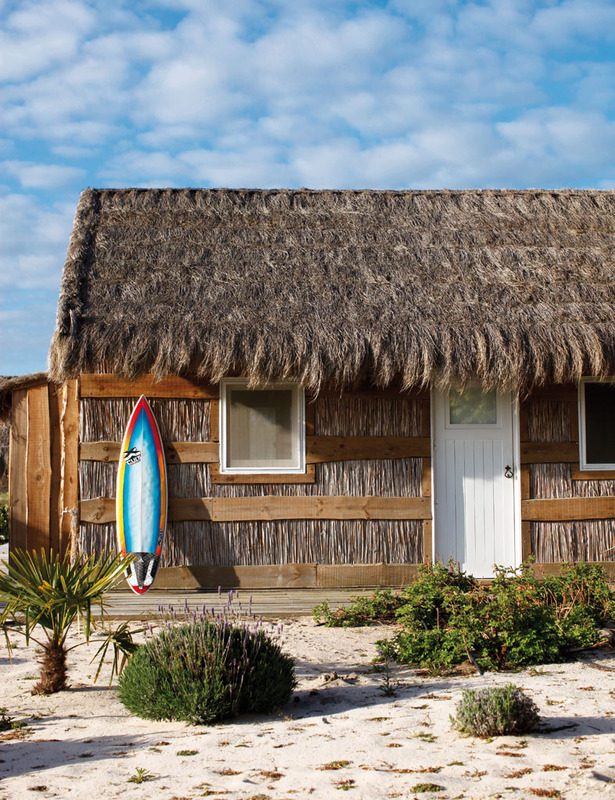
[116,395,167,595]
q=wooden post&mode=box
[25,385,52,553]
[209,399,220,443]
[61,380,80,561]
[48,383,63,554]
[8,389,28,554]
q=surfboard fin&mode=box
[126,552,160,595]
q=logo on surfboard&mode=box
[123,447,142,465]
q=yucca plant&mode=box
[0,548,138,693]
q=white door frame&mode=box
[430,389,522,576]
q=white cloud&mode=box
[4,161,85,189]
[0,0,96,82]
[0,193,76,290]
[498,108,615,166]
[0,296,57,375]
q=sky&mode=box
[1,0,615,376]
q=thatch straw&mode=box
[49,188,615,392]
[79,519,423,567]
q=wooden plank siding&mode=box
[48,383,63,554]
[80,436,430,464]
[82,495,432,524]
[80,374,219,399]
[61,380,80,559]
[8,389,28,553]
[24,386,52,553]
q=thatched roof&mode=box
[49,188,615,392]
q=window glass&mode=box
[449,387,497,425]
[583,382,615,466]
[223,383,303,472]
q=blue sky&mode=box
[2,0,615,376]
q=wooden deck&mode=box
[103,587,375,619]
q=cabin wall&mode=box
[9,376,615,583]
[8,381,75,557]
[75,374,431,586]
[521,385,615,565]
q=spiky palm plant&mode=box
[0,548,137,693]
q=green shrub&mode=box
[316,560,615,673]
[386,561,613,672]
[0,505,8,545]
[450,684,540,737]
[118,619,296,725]
[313,588,402,626]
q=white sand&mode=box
[1,615,615,799]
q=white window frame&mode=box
[219,379,305,474]
[578,378,615,471]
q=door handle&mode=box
[504,465,513,479]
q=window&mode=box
[579,379,615,470]
[448,386,498,426]
[220,380,305,473]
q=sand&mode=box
[1,604,615,800]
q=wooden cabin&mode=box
[3,188,615,587]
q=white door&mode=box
[433,387,519,578]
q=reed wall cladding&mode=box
[78,393,424,566]
[526,394,615,562]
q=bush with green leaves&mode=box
[313,587,402,627]
[118,617,296,725]
[315,560,615,673]
[0,505,8,545]
[450,684,540,737]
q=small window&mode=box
[220,380,305,473]
[449,386,497,426]
[579,379,615,470]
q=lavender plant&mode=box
[118,592,296,724]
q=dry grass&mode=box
[48,188,615,392]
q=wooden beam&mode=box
[522,496,615,522]
[421,458,432,498]
[520,441,579,464]
[210,464,316,484]
[571,464,615,481]
[520,465,530,501]
[80,374,218,399]
[529,561,615,579]
[26,385,52,553]
[48,384,63,554]
[210,399,220,443]
[80,440,219,464]
[61,380,80,559]
[315,387,430,400]
[80,436,430,464]
[422,519,433,565]
[305,398,316,436]
[127,562,423,590]
[8,389,28,554]
[529,385,577,402]
[307,436,430,462]
[521,521,532,561]
[81,495,433,524]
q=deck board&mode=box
[103,587,377,619]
